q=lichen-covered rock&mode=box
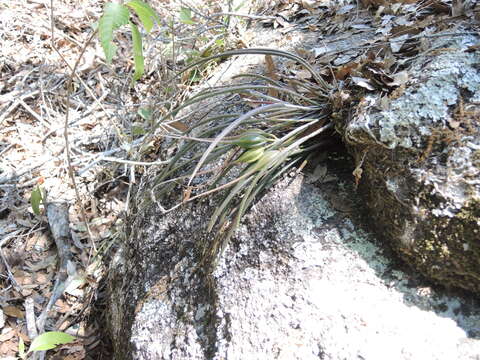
[107,166,480,359]
[341,32,480,293]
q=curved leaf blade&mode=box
[187,103,284,186]
[129,21,144,81]
[179,7,196,25]
[126,0,159,33]
[29,332,75,353]
[99,2,129,64]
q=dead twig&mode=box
[25,297,39,340]
[36,202,76,333]
[0,90,40,125]
[0,159,51,184]
[210,12,277,20]
[19,99,51,128]
[50,0,97,252]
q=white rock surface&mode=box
[110,173,480,359]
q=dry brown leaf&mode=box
[16,330,30,344]
[182,186,193,202]
[55,299,72,313]
[20,288,34,297]
[335,62,360,81]
[353,166,363,187]
[390,24,422,37]
[168,121,189,133]
[296,69,312,80]
[265,55,279,98]
[3,306,24,319]
[0,336,18,356]
[0,327,16,342]
[13,272,33,286]
[448,118,461,129]
[34,271,49,284]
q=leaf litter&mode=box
[0,0,478,358]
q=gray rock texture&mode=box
[108,165,480,359]
[340,32,480,293]
[106,24,480,360]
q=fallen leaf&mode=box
[3,306,24,319]
[20,288,33,297]
[296,69,312,80]
[0,327,16,342]
[265,55,279,98]
[351,76,376,90]
[168,121,189,133]
[333,52,359,66]
[335,62,360,80]
[26,254,57,271]
[55,299,72,314]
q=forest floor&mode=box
[0,0,477,359]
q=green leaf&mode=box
[132,125,147,136]
[129,21,144,81]
[138,108,152,120]
[247,150,280,172]
[18,337,25,357]
[31,186,43,215]
[232,131,269,149]
[236,147,265,163]
[28,332,75,353]
[99,3,130,64]
[179,7,196,25]
[126,0,159,33]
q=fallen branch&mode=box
[36,202,76,333]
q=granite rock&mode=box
[341,32,480,293]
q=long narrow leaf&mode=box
[187,103,285,186]
[130,21,144,81]
[126,0,159,32]
[177,48,331,91]
[208,173,254,232]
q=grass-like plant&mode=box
[149,48,334,257]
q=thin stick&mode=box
[19,100,51,128]
[50,0,97,252]
[0,90,40,125]
[210,12,276,20]
[93,156,170,167]
[0,159,50,184]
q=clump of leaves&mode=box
[150,48,334,256]
[99,0,159,81]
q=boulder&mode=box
[107,162,480,359]
[341,32,480,293]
